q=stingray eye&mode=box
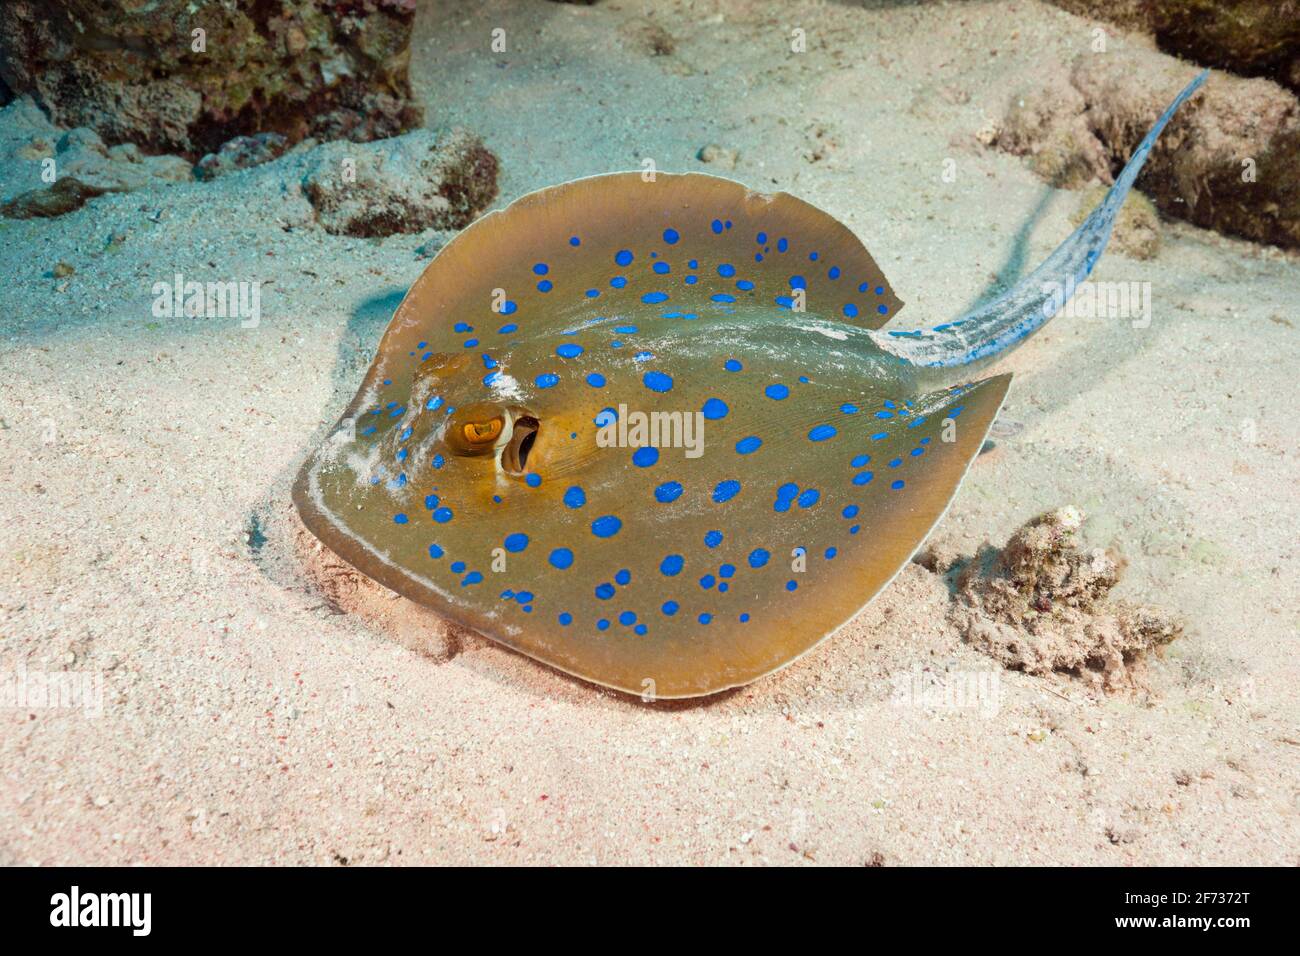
[444,402,513,457]
[462,417,504,445]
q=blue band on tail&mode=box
[875,70,1209,371]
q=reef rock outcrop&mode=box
[0,0,423,160]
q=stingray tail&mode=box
[871,70,1208,375]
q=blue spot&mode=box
[591,515,622,538]
[808,424,836,442]
[393,513,409,524]
[643,370,674,393]
[585,288,600,298]
[712,479,741,503]
[853,471,874,485]
[451,562,466,573]
[433,507,453,523]
[653,261,670,275]
[786,580,798,592]
[655,481,683,503]
[615,249,634,266]
[710,293,736,303]
[663,228,680,244]
[632,447,660,468]
[756,232,767,244]
[586,372,606,388]
[704,530,723,548]
[563,486,586,509]
[525,473,542,488]
[851,454,871,468]
[454,322,471,333]
[829,266,841,279]
[595,582,616,600]
[428,544,445,559]
[559,612,573,626]
[610,276,627,288]
[911,448,925,458]
[635,624,648,635]
[614,324,638,333]
[736,435,762,454]
[711,219,723,234]
[725,359,743,372]
[619,611,637,627]
[569,236,581,247]
[764,383,789,400]
[748,548,770,568]
[660,554,684,576]
[432,454,445,469]
[700,575,716,590]
[889,457,902,468]
[537,280,553,292]
[777,238,789,252]
[662,600,679,616]
[841,404,859,415]
[702,398,729,420]
[642,291,669,304]
[789,275,807,289]
[878,304,889,315]
[825,547,837,559]
[504,532,529,553]
[556,343,583,358]
[536,373,559,389]
[549,548,574,569]
[718,263,736,277]
[615,569,631,586]
[891,479,905,490]
[843,303,859,318]
[698,613,712,625]
[797,488,820,508]
[498,323,518,334]
[597,619,610,631]
[533,263,549,275]
[501,301,518,315]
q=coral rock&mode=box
[945,507,1183,693]
[997,48,1300,249]
[0,0,423,159]
[302,128,499,238]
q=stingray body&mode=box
[294,74,1206,697]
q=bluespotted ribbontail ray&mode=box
[294,72,1208,698]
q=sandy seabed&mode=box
[1,0,1297,865]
